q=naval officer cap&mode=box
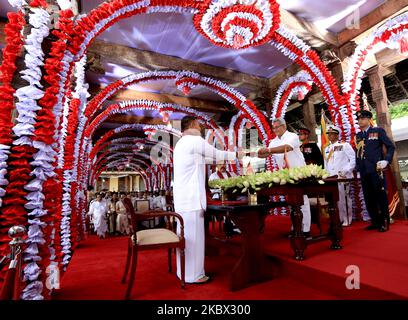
[356,110,373,119]
[326,125,340,134]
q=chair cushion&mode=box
[135,228,180,245]
[309,197,328,206]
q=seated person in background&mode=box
[146,191,154,209]
[153,190,167,211]
[148,190,167,227]
[298,127,324,167]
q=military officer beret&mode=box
[298,127,311,135]
[356,110,373,119]
[326,125,340,134]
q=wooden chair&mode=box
[134,199,156,228]
[121,198,185,299]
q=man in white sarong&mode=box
[173,116,240,284]
[88,193,108,239]
[116,193,130,235]
[258,117,312,239]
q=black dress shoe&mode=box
[365,225,377,230]
[378,226,387,232]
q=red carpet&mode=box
[52,215,408,300]
[262,216,408,299]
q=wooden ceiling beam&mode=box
[338,0,408,46]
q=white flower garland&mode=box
[0,145,11,208]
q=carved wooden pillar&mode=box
[367,65,406,220]
[302,99,318,142]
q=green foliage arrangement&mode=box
[373,102,408,120]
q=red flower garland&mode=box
[0,11,26,257]
[0,11,25,145]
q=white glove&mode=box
[377,160,389,170]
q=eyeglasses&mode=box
[272,124,283,130]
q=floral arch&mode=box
[0,0,407,300]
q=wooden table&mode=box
[257,178,343,261]
[206,202,282,291]
[205,179,344,291]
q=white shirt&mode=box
[116,200,126,215]
[324,141,356,178]
[88,200,107,219]
[268,131,306,169]
[173,134,236,212]
[152,195,167,211]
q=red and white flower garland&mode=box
[342,11,408,139]
[270,26,348,139]
[271,71,313,119]
[193,0,280,49]
[174,71,272,145]
[59,56,89,270]
[4,0,406,298]
[88,100,225,147]
[0,0,52,300]
[12,5,53,301]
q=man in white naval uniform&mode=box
[324,125,356,226]
[173,116,239,284]
[257,117,312,238]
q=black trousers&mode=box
[360,172,389,227]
